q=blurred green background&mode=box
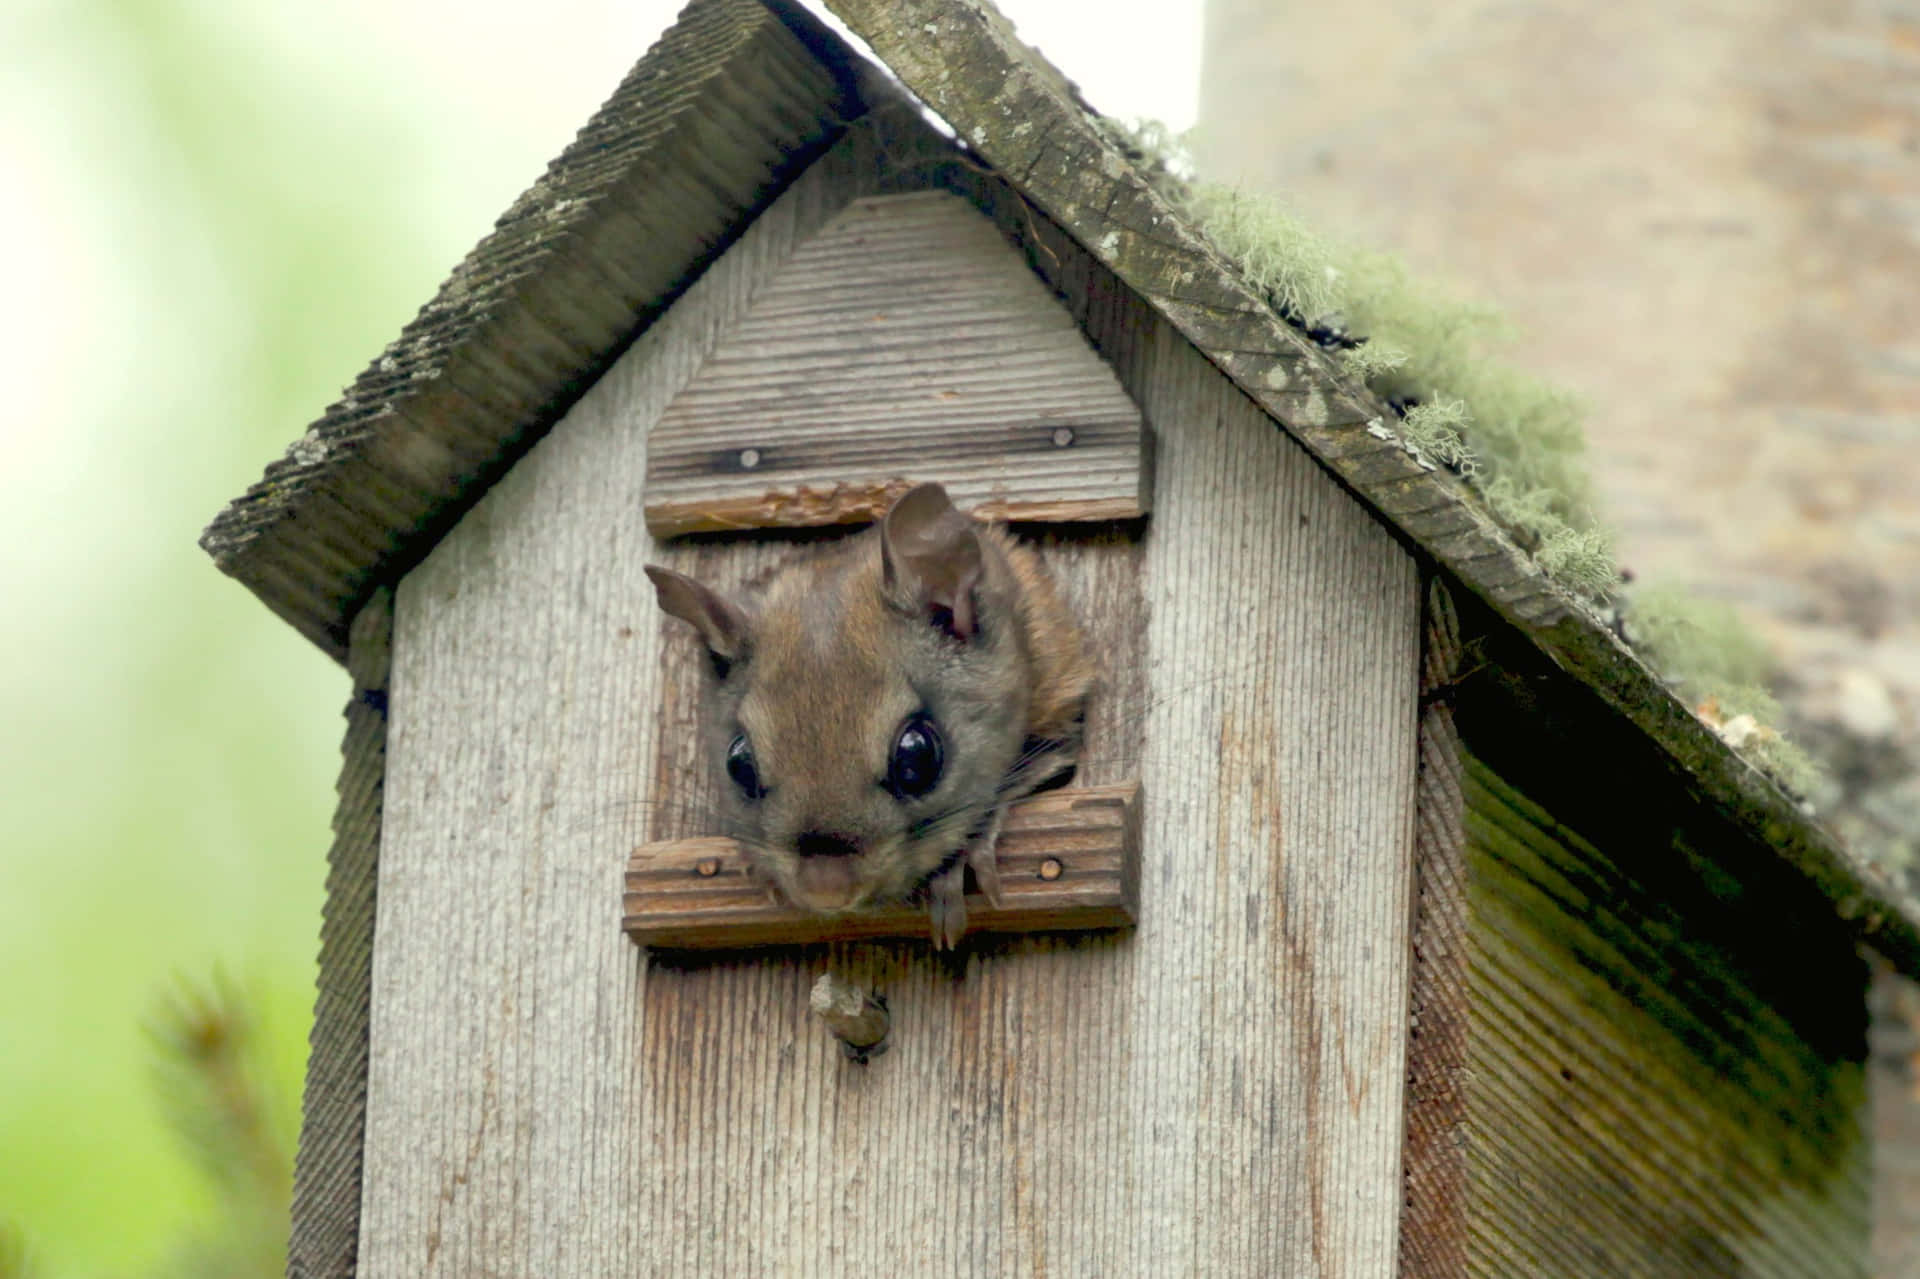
[0,1,663,1272]
[0,1,1186,1271]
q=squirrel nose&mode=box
[796,831,861,859]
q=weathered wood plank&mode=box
[1399,580,1469,1279]
[973,172,1417,1274]
[1453,730,1870,1275]
[1117,303,1418,1279]
[643,190,1149,536]
[288,587,390,1279]
[623,783,1140,948]
[362,104,1418,1279]
[1435,583,1876,1275]
[648,488,1142,536]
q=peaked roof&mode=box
[202,0,1920,973]
[199,0,864,660]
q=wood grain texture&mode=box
[816,0,1920,981]
[1399,580,1469,1279]
[624,783,1141,948]
[643,190,1149,536]
[288,588,390,1279]
[1460,751,1870,1276]
[362,108,1419,1278]
[1440,594,1874,1275]
[647,488,1142,538]
[1115,286,1419,1279]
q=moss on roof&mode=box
[1100,116,1829,810]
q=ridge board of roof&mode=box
[809,0,1920,973]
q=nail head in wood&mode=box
[623,782,1142,949]
[1051,427,1075,448]
[738,447,760,470]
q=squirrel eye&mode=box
[726,733,763,799]
[886,715,944,800]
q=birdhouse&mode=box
[202,1,1920,1274]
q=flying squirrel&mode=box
[645,482,1094,948]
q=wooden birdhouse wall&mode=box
[356,110,1420,1276]
[1401,596,1871,1277]
[638,188,1153,536]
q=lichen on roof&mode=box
[1627,585,1826,799]
[1100,116,1828,809]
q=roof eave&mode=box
[200,0,866,659]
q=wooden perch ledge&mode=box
[624,782,1141,949]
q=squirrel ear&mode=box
[645,566,751,676]
[881,483,984,639]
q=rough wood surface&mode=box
[361,109,1419,1277]
[647,487,1142,538]
[819,0,1920,981]
[624,783,1141,948]
[1399,580,1469,1279]
[643,190,1149,536]
[1441,596,1874,1274]
[288,587,390,1279]
[199,0,857,658]
[1459,751,1870,1275]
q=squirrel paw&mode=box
[927,861,967,951]
[927,811,1008,950]
[965,811,1005,909]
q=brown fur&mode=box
[989,524,1095,743]
[646,485,1093,940]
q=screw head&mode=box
[1051,427,1075,448]
[738,447,761,469]
[695,858,720,878]
[1039,857,1063,881]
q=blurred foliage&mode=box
[137,977,292,1279]
[0,1224,35,1279]
[0,1,641,1274]
[3,978,300,1278]
[1627,585,1825,797]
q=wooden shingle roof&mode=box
[199,0,862,659]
